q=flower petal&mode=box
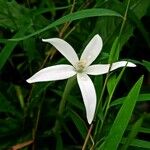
[80,34,103,67]
[77,73,96,124]
[86,61,136,75]
[26,65,76,83]
[42,38,79,66]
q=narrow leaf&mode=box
[121,117,143,150]
[56,135,63,150]
[0,27,29,70]
[111,93,150,107]
[102,76,143,150]
[108,37,120,63]
[121,138,150,149]
[69,109,88,139]
[9,8,122,41]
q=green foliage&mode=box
[0,0,30,30]
[0,0,149,149]
[102,76,143,150]
[121,116,144,150]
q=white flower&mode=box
[26,34,136,124]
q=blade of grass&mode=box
[108,36,120,63]
[107,37,120,95]
[128,10,150,48]
[0,26,30,70]
[56,135,63,150]
[110,93,150,107]
[121,138,150,149]
[9,8,122,41]
[121,116,143,150]
[138,127,150,134]
[0,92,16,114]
[102,76,143,150]
[69,109,88,139]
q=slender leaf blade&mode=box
[9,8,122,41]
[121,117,143,150]
[0,27,28,70]
[111,93,150,107]
[102,76,143,150]
[69,109,88,139]
[121,138,150,149]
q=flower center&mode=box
[75,60,86,73]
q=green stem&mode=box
[53,76,76,133]
[93,72,110,139]
[103,66,126,121]
[94,0,131,140]
[102,0,132,116]
[118,0,131,38]
[15,85,25,109]
[82,123,94,150]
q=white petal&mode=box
[42,38,79,66]
[86,61,136,75]
[77,73,96,124]
[26,65,76,83]
[80,34,103,67]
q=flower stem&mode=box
[93,73,110,139]
[82,123,94,150]
[94,0,131,140]
[53,76,76,133]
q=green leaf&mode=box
[9,8,122,41]
[104,66,127,113]
[107,74,117,96]
[27,82,52,112]
[56,135,63,150]
[0,0,31,30]
[94,75,103,99]
[102,0,150,53]
[108,37,120,63]
[111,93,150,107]
[102,76,143,150]
[121,138,150,149]
[69,109,88,139]
[121,117,143,150]
[0,118,21,137]
[23,38,40,62]
[0,92,16,114]
[131,0,150,18]
[142,60,150,72]
[106,37,121,95]
[0,26,29,71]
[128,10,150,48]
[138,127,150,134]
[53,90,84,110]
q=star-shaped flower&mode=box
[26,34,136,124]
